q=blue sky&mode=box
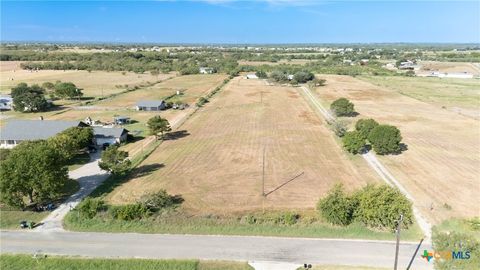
[1,1,479,43]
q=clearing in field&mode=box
[106,76,378,213]
[316,75,480,224]
[0,61,173,97]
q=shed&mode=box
[136,100,166,111]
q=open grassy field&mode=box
[98,74,227,108]
[359,75,480,119]
[0,61,174,97]
[105,76,379,213]
[316,75,480,224]
[0,255,253,270]
[417,61,480,76]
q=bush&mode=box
[255,70,267,78]
[342,131,366,154]
[77,198,105,219]
[293,71,315,83]
[433,231,480,270]
[368,125,402,155]
[109,203,151,221]
[276,212,299,225]
[140,189,178,211]
[331,120,347,137]
[269,70,288,83]
[330,98,355,117]
[317,184,356,226]
[355,118,379,140]
[353,184,413,229]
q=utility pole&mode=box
[394,214,404,270]
[262,146,266,197]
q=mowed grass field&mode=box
[99,74,227,108]
[0,61,174,97]
[105,77,379,213]
[316,75,480,224]
[359,75,480,119]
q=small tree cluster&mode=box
[54,81,84,100]
[0,141,68,208]
[147,116,172,139]
[255,70,267,78]
[292,71,315,83]
[330,98,355,117]
[317,184,413,230]
[342,131,365,154]
[11,83,49,113]
[98,146,131,175]
[77,197,105,218]
[368,125,403,155]
[48,127,93,160]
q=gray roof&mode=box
[0,120,83,141]
[93,127,128,138]
[136,100,165,107]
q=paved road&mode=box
[299,86,432,241]
[0,231,432,269]
[35,152,109,232]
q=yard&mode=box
[316,75,480,224]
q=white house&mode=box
[199,67,214,74]
[246,74,258,79]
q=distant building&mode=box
[246,74,258,79]
[136,100,166,111]
[422,72,474,79]
[0,95,13,111]
[199,67,215,74]
[287,74,294,81]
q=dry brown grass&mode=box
[105,77,379,213]
[98,74,227,108]
[316,75,480,224]
[418,61,480,76]
[0,62,173,97]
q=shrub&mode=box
[433,231,480,270]
[278,212,299,225]
[317,184,356,226]
[353,184,413,229]
[140,189,178,211]
[77,198,105,219]
[368,125,402,155]
[293,71,315,83]
[342,131,366,154]
[329,120,347,137]
[270,70,288,83]
[255,70,267,78]
[109,203,151,221]
[355,118,379,140]
[330,98,355,117]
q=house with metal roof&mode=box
[0,120,128,149]
[135,100,166,111]
[93,126,128,146]
[0,120,87,149]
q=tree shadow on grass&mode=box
[164,130,190,141]
[91,163,164,198]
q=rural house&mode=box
[0,95,13,111]
[93,127,128,146]
[113,116,131,125]
[0,119,128,149]
[136,100,166,111]
[0,120,88,149]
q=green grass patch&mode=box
[64,209,422,241]
[0,254,253,270]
